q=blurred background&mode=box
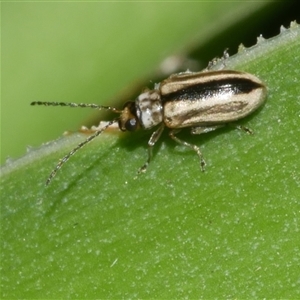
[2,1,300,164]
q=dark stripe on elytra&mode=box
[162,77,262,103]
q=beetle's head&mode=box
[118,101,140,132]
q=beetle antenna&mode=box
[45,119,118,185]
[31,101,121,113]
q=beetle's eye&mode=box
[125,118,138,131]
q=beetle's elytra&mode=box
[31,69,267,185]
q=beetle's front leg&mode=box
[138,124,165,174]
[169,129,206,171]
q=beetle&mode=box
[31,69,267,185]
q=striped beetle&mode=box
[31,69,267,185]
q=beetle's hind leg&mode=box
[192,123,253,135]
[169,129,206,171]
[229,123,253,135]
[191,125,224,135]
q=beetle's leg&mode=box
[191,125,224,135]
[193,124,253,135]
[169,129,206,171]
[138,124,165,174]
[229,123,253,135]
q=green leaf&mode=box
[1,6,300,300]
